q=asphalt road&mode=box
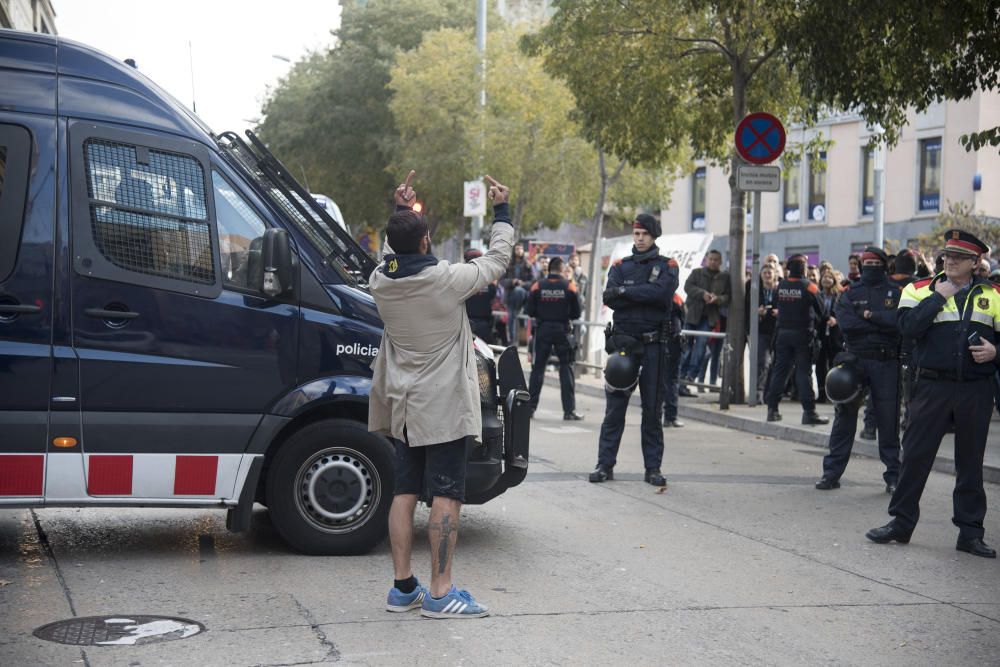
[2,389,998,666]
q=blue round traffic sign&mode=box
[735,113,786,164]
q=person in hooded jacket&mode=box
[764,254,831,425]
[590,214,679,487]
[816,247,902,492]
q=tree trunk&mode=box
[720,69,748,409]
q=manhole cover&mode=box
[34,615,204,646]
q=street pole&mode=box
[748,190,762,406]
[873,140,885,249]
[471,0,487,250]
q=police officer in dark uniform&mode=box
[867,230,997,558]
[662,292,686,427]
[463,248,498,343]
[590,214,679,487]
[764,254,830,425]
[816,247,901,492]
[525,257,583,420]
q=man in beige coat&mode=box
[369,172,513,619]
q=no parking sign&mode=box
[735,112,786,164]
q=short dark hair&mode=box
[385,210,428,254]
[548,257,564,273]
[707,249,722,258]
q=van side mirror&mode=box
[260,228,294,297]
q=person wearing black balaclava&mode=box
[590,214,679,487]
[763,254,830,425]
[816,247,903,492]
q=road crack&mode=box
[290,594,341,662]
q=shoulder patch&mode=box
[807,283,819,294]
[913,278,933,288]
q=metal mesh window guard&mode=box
[84,140,214,284]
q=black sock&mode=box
[394,576,417,594]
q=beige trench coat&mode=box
[368,221,514,447]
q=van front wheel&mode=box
[266,418,394,555]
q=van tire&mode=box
[266,418,394,555]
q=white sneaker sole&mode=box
[420,608,490,619]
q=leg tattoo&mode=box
[430,514,454,575]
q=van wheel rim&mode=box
[295,448,380,533]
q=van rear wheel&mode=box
[266,418,394,555]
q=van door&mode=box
[67,123,299,501]
[0,119,54,504]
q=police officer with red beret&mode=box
[867,230,997,558]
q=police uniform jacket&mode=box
[525,274,581,326]
[774,277,826,330]
[835,278,901,355]
[603,247,679,336]
[898,273,1000,380]
[465,283,497,320]
[368,203,514,447]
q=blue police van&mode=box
[0,30,530,555]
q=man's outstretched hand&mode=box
[486,175,509,204]
[394,170,416,207]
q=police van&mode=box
[0,30,530,555]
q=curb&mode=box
[545,375,1000,485]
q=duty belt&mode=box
[917,368,962,382]
[853,347,898,362]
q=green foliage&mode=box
[783,0,1000,151]
[916,202,1000,259]
[257,0,479,231]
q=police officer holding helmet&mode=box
[525,256,583,420]
[590,214,679,487]
[816,247,901,492]
[764,254,830,425]
[463,248,497,343]
[867,230,997,558]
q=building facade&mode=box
[0,0,56,33]
[660,91,1000,270]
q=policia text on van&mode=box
[0,30,531,555]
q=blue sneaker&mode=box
[386,579,427,612]
[420,586,490,619]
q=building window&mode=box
[861,148,875,216]
[691,167,706,230]
[808,151,827,222]
[782,158,800,224]
[919,137,941,212]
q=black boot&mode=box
[865,521,911,544]
[802,411,830,426]
[644,468,667,487]
[588,465,613,483]
[767,408,782,422]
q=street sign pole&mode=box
[748,189,762,406]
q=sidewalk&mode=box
[536,355,1000,484]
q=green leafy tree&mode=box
[257,0,480,232]
[916,202,1000,260]
[784,1,1000,151]
[525,0,812,406]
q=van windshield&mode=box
[216,131,376,286]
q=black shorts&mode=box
[393,437,467,502]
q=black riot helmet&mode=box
[604,350,640,394]
[825,358,865,404]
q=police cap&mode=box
[633,213,661,239]
[861,246,889,265]
[943,229,990,257]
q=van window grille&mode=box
[84,140,214,284]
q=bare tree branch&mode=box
[747,44,783,81]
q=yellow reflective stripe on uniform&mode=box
[933,310,961,323]
[898,296,920,308]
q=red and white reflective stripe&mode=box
[84,454,242,498]
[0,454,45,496]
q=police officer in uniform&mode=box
[526,257,583,420]
[816,247,901,492]
[764,254,831,425]
[867,230,997,558]
[590,214,679,487]
[463,248,497,343]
